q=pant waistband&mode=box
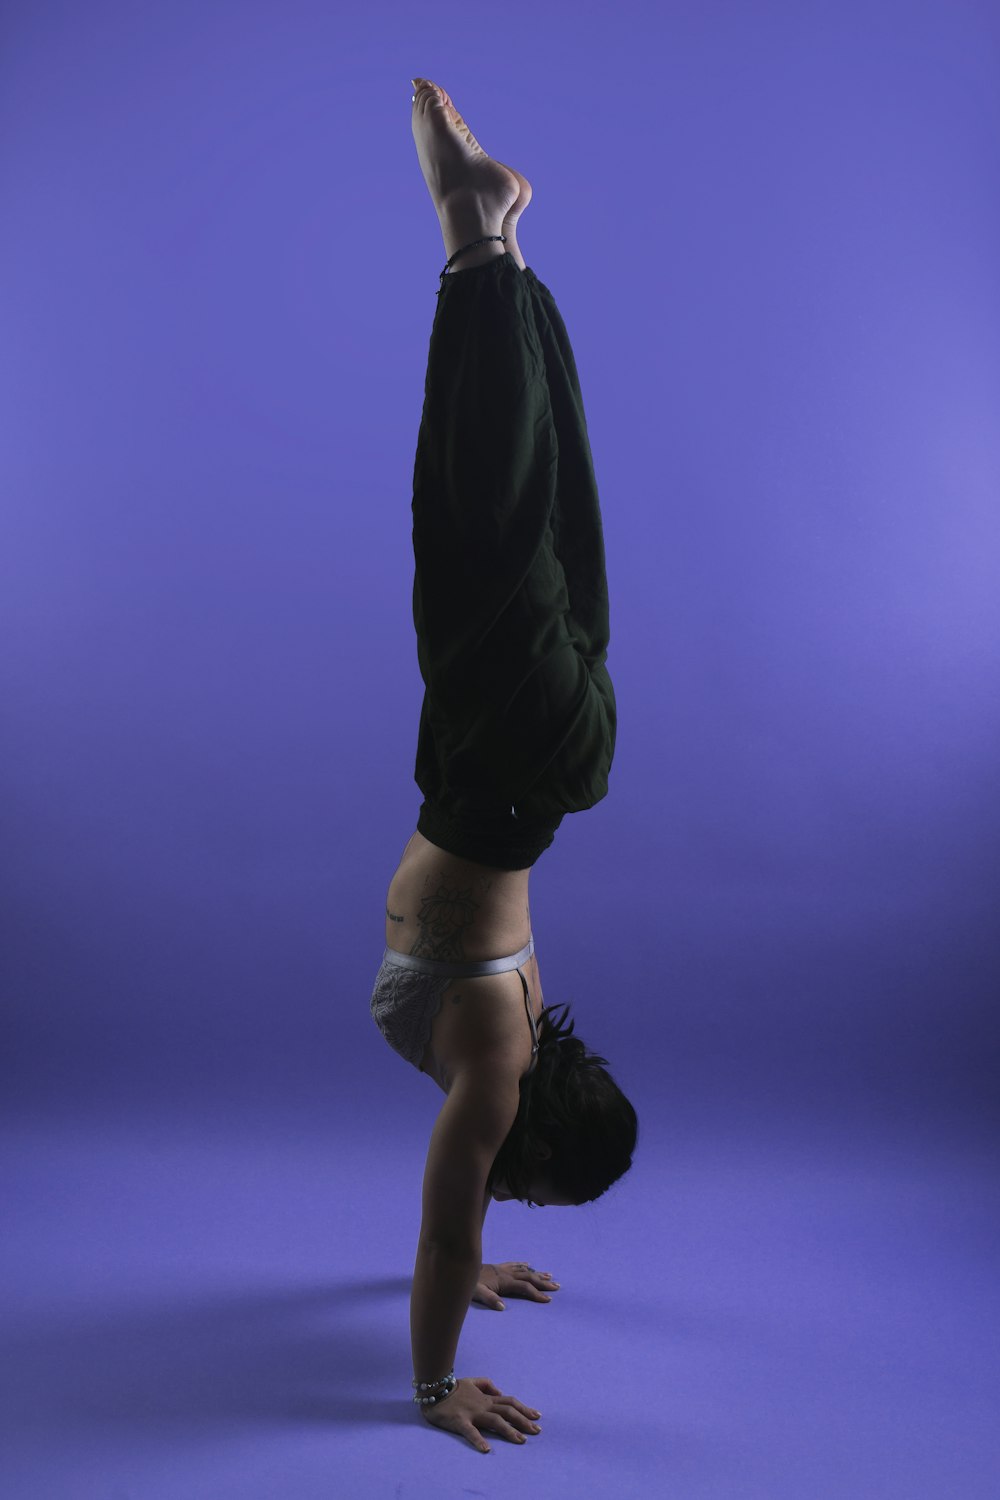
[382,935,534,978]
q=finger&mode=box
[474,1378,502,1395]
[495,1396,543,1424]
[484,1413,530,1444]
[466,1426,491,1453]
[527,1272,560,1290]
[512,1270,560,1294]
[473,1287,506,1310]
[494,1413,541,1438]
[510,1281,552,1302]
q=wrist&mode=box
[412,1370,458,1408]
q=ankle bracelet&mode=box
[437,235,507,295]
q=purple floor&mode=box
[3,1105,997,1499]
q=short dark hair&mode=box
[486,1000,638,1206]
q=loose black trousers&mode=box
[411,252,616,870]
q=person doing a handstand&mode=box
[370,77,638,1454]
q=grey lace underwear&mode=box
[370,938,536,1072]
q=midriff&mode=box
[384,829,545,1093]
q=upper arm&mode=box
[419,1063,520,1254]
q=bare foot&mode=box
[494,161,532,272]
[411,79,531,269]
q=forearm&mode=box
[410,1238,482,1383]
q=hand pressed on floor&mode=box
[473,1261,561,1310]
[420,1376,541,1452]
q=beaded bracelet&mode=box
[412,1369,458,1406]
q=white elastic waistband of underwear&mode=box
[382,935,534,978]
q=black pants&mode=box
[411,252,616,870]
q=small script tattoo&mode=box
[386,907,405,923]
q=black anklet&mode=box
[437,235,507,295]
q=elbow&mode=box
[417,1228,482,1262]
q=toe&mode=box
[416,79,451,116]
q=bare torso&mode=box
[384,829,545,1095]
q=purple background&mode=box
[2,2,999,1496]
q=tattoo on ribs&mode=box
[410,879,483,961]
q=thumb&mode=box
[493,1299,506,1311]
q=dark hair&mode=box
[485,1000,638,1206]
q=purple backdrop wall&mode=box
[3,0,997,1138]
